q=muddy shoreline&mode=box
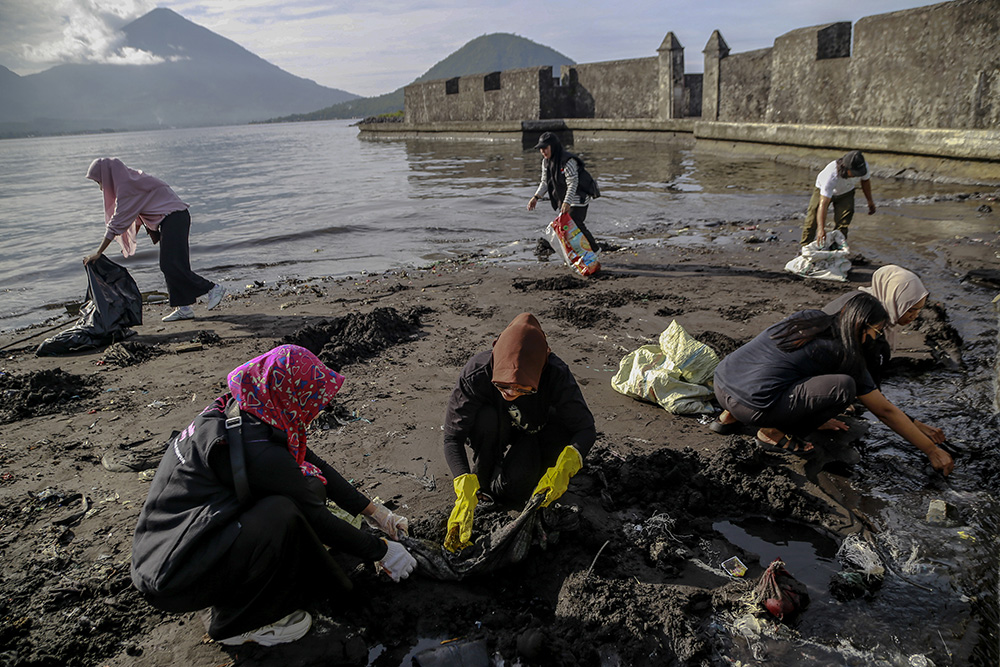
[1,208,998,667]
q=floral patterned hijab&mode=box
[227,344,344,482]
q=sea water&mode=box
[0,119,970,332]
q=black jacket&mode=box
[443,350,597,476]
[131,395,385,597]
[545,152,599,211]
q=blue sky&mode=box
[0,0,940,96]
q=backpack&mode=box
[573,157,601,200]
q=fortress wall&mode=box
[405,67,547,123]
[763,22,852,125]
[846,0,1000,129]
[717,48,772,123]
[566,57,659,119]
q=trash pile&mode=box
[36,256,142,356]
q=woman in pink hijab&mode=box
[84,157,225,322]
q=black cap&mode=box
[532,131,558,150]
[842,150,867,176]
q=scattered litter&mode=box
[723,556,747,577]
[926,499,948,524]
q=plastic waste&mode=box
[754,558,809,620]
[722,556,747,577]
[37,256,142,356]
[611,320,720,414]
[785,229,852,282]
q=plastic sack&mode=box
[37,256,142,356]
[785,229,852,282]
[611,320,720,414]
[402,491,579,581]
[754,558,810,620]
[544,211,600,276]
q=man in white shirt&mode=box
[800,150,876,246]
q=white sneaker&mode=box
[216,610,312,647]
[205,283,226,310]
[161,306,195,322]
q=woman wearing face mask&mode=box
[821,265,944,444]
[709,293,953,476]
[441,313,596,551]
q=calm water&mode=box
[0,119,972,332]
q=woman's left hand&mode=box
[928,446,954,476]
[83,253,101,265]
[560,202,571,214]
[364,502,409,539]
[914,419,946,445]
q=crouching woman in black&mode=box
[710,293,953,475]
[130,344,415,647]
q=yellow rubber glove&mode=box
[443,473,479,552]
[532,446,583,507]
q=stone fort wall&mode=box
[403,0,999,132]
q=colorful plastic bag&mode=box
[544,211,600,276]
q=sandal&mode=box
[755,433,814,456]
[709,418,743,435]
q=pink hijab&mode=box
[226,345,345,483]
[86,157,188,258]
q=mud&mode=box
[0,202,996,667]
[0,368,100,424]
[283,306,429,369]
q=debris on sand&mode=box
[0,368,100,424]
[283,306,429,369]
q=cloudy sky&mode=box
[0,0,938,97]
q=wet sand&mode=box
[1,205,998,666]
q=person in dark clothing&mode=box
[131,345,415,647]
[822,265,945,444]
[527,131,600,251]
[442,313,596,551]
[709,294,953,475]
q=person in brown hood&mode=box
[442,313,596,551]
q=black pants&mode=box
[715,374,856,438]
[468,405,569,504]
[569,206,600,252]
[158,209,214,307]
[147,494,352,640]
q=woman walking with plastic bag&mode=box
[527,131,601,252]
[83,157,225,321]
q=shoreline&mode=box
[1,211,998,666]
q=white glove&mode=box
[377,539,416,582]
[365,503,409,540]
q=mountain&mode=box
[266,33,575,122]
[0,8,358,137]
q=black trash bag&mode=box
[402,492,579,581]
[36,256,142,356]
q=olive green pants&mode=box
[800,188,855,245]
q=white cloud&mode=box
[4,0,161,70]
[0,0,942,94]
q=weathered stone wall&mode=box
[764,22,851,124]
[846,0,1000,129]
[566,57,659,119]
[405,67,550,124]
[403,0,999,132]
[718,48,772,123]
